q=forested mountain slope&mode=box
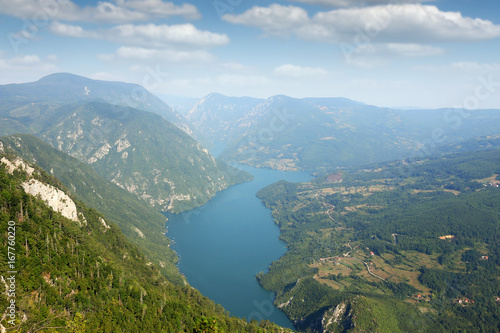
[0,75,251,212]
[185,93,265,144]
[0,134,180,282]
[0,152,291,332]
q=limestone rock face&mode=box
[21,179,79,223]
[1,157,35,176]
[1,155,81,224]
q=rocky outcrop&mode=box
[134,227,145,239]
[21,179,79,223]
[1,157,35,176]
[99,217,111,230]
[1,156,82,225]
[319,300,355,333]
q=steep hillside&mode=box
[0,134,180,282]
[186,93,265,144]
[0,75,252,212]
[437,134,500,155]
[40,101,250,212]
[187,93,500,172]
[0,153,291,332]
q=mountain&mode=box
[156,93,200,116]
[186,93,500,172]
[0,75,251,212]
[0,134,180,282]
[0,72,194,136]
[437,134,500,155]
[186,93,265,144]
[0,151,290,332]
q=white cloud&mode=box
[288,0,433,7]
[49,21,228,67]
[342,43,444,67]
[86,2,147,23]
[274,64,328,77]
[0,54,59,84]
[116,0,200,20]
[50,22,230,48]
[7,54,44,66]
[49,21,93,38]
[100,46,215,62]
[0,0,200,23]
[311,4,500,43]
[222,4,309,36]
[224,4,500,44]
[0,54,56,68]
[383,43,444,57]
[107,24,230,48]
[0,0,62,20]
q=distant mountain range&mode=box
[0,74,251,212]
[185,93,500,172]
[156,93,200,116]
[2,74,498,207]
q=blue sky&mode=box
[1,0,499,108]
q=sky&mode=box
[1,0,499,108]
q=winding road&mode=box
[351,256,387,282]
[326,210,335,222]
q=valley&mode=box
[1,0,499,331]
[165,165,311,329]
[0,151,290,332]
[0,73,499,332]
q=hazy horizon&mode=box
[1,0,499,109]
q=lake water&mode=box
[165,165,311,329]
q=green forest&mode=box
[256,149,500,332]
[0,153,291,332]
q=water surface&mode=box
[165,165,311,329]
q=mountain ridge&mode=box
[0,72,195,137]
[0,75,252,212]
[184,92,500,172]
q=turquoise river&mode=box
[165,164,312,329]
